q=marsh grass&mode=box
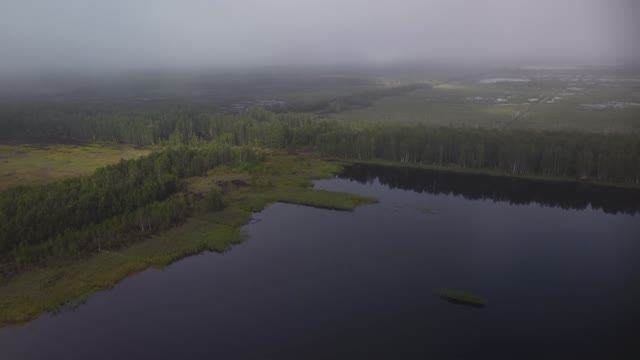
[437,288,487,307]
[0,219,242,326]
[0,152,376,327]
[271,188,376,210]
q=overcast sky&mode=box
[1,0,639,74]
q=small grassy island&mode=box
[437,289,487,307]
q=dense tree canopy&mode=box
[1,103,639,276]
[0,144,260,273]
[1,104,639,185]
[312,125,640,185]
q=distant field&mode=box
[0,144,150,191]
[328,73,640,134]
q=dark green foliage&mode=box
[311,125,640,185]
[1,102,639,184]
[0,101,635,310]
[0,103,315,147]
[1,102,638,184]
[0,144,260,272]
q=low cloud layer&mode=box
[1,0,638,74]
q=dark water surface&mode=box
[1,165,639,359]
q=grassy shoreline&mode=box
[0,153,376,327]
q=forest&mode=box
[3,0,640,355]
[2,104,638,185]
[1,102,640,276]
[0,144,260,275]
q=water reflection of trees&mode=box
[339,164,640,215]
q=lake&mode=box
[1,164,639,359]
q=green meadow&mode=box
[0,144,150,192]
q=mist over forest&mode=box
[1,1,639,359]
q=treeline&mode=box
[0,103,314,147]
[0,103,216,146]
[0,144,260,273]
[295,83,429,113]
[312,126,640,185]
[1,103,639,185]
[1,104,639,274]
[0,84,430,144]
